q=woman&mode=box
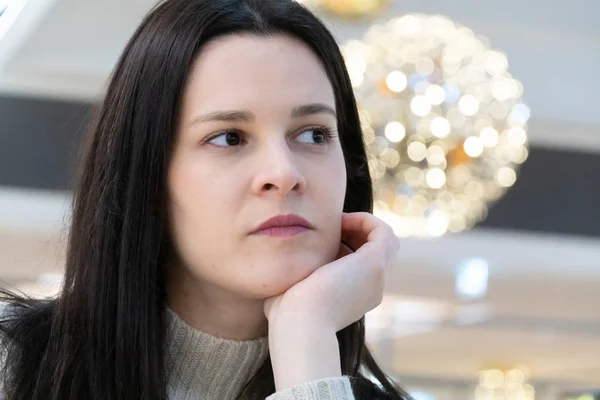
[0,0,411,399]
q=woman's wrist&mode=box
[268,315,342,391]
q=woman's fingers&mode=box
[340,212,399,268]
[339,212,377,250]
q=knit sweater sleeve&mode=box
[265,376,355,400]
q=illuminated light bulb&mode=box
[443,83,461,103]
[491,78,512,101]
[495,166,517,187]
[512,146,529,164]
[485,51,508,76]
[507,127,527,146]
[407,141,427,162]
[458,95,480,116]
[480,127,499,147]
[464,136,484,157]
[411,95,432,116]
[386,71,408,92]
[384,121,406,142]
[512,103,531,121]
[426,168,446,189]
[316,0,390,19]
[508,104,531,125]
[380,148,400,168]
[426,145,446,166]
[430,117,451,138]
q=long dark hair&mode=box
[0,0,411,399]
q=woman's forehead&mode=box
[180,34,336,117]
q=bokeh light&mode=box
[342,13,529,237]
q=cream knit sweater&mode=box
[165,307,356,400]
[0,304,356,399]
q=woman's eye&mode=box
[207,131,243,147]
[206,127,334,148]
[297,128,332,145]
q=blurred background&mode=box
[0,0,598,399]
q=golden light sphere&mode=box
[342,14,529,237]
[299,0,389,19]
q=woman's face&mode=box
[168,34,347,299]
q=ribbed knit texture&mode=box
[165,307,355,400]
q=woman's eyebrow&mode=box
[191,110,255,125]
[291,103,336,118]
[190,103,336,126]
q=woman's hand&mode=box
[264,211,400,331]
[264,212,400,391]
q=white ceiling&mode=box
[1,0,599,396]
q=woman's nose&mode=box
[251,142,307,196]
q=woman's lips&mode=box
[250,214,313,236]
[252,225,310,237]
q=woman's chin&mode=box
[240,257,325,298]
